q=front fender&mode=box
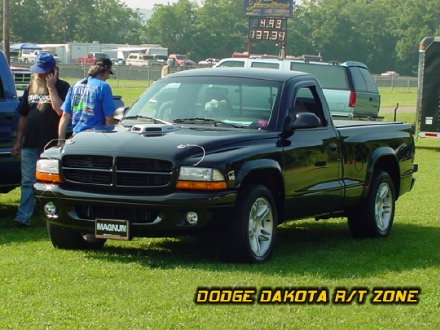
[235,159,282,188]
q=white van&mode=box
[126,53,161,66]
[215,57,380,119]
[19,49,61,64]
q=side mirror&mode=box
[282,112,321,138]
[114,106,130,122]
[113,95,125,109]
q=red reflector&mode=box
[349,91,357,107]
[419,132,440,138]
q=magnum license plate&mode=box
[95,219,130,240]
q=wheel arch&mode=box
[366,148,400,199]
[235,159,286,223]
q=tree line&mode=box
[2,0,439,75]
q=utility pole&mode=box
[3,0,11,63]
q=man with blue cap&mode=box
[8,52,70,228]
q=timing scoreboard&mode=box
[248,17,287,42]
[244,1,293,47]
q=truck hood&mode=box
[60,124,277,164]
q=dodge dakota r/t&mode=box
[34,68,417,262]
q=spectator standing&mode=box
[161,58,175,78]
[58,58,116,144]
[9,53,70,228]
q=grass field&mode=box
[379,87,417,108]
[0,85,438,329]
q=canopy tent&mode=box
[11,43,42,50]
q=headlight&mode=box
[178,167,224,181]
[36,159,61,183]
[177,166,227,190]
[36,159,59,174]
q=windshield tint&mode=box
[126,76,282,129]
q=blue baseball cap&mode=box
[30,53,56,74]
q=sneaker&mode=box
[5,221,30,228]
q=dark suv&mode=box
[0,53,21,193]
[216,58,381,119]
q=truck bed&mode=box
[333,120,408,128]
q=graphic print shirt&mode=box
[61,77,116,133]
[18,79,70,149]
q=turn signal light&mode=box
[176,180,227,190]
[36,172,62,183]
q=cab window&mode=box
[350,67,368,92]
[217,60,245,67]
[360,68,379,93]
[291,86,326,126]
[251,62,279,69]
[290,62,349,90]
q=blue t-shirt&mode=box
[61,77,115,133]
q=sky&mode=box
[121,0,180,10]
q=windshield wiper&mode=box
[173,118,244,128]
[121,115,172,125]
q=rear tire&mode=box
[348,170,395,238]
[222,184,277,263]
[47,222,106,250]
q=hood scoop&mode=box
[131,124,180,135]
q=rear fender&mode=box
[364,147,400,197]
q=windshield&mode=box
[124,76,282,129]
[95,53,107,59]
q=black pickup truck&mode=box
[34,68,417,262]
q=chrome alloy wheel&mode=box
[248,197,274,257]
[374,182,393,232]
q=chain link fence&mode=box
[10,61,202,88]
[373,75,418,90]
[10,60,418,91]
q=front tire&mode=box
[47,222,106,250]
[223,184,277,263]
[348,170,396,238]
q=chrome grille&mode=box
[116,157,172,172]
[61,155,173,190]
[62,155,112,169]
[64,169,112,185]
[116,173,170,186]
